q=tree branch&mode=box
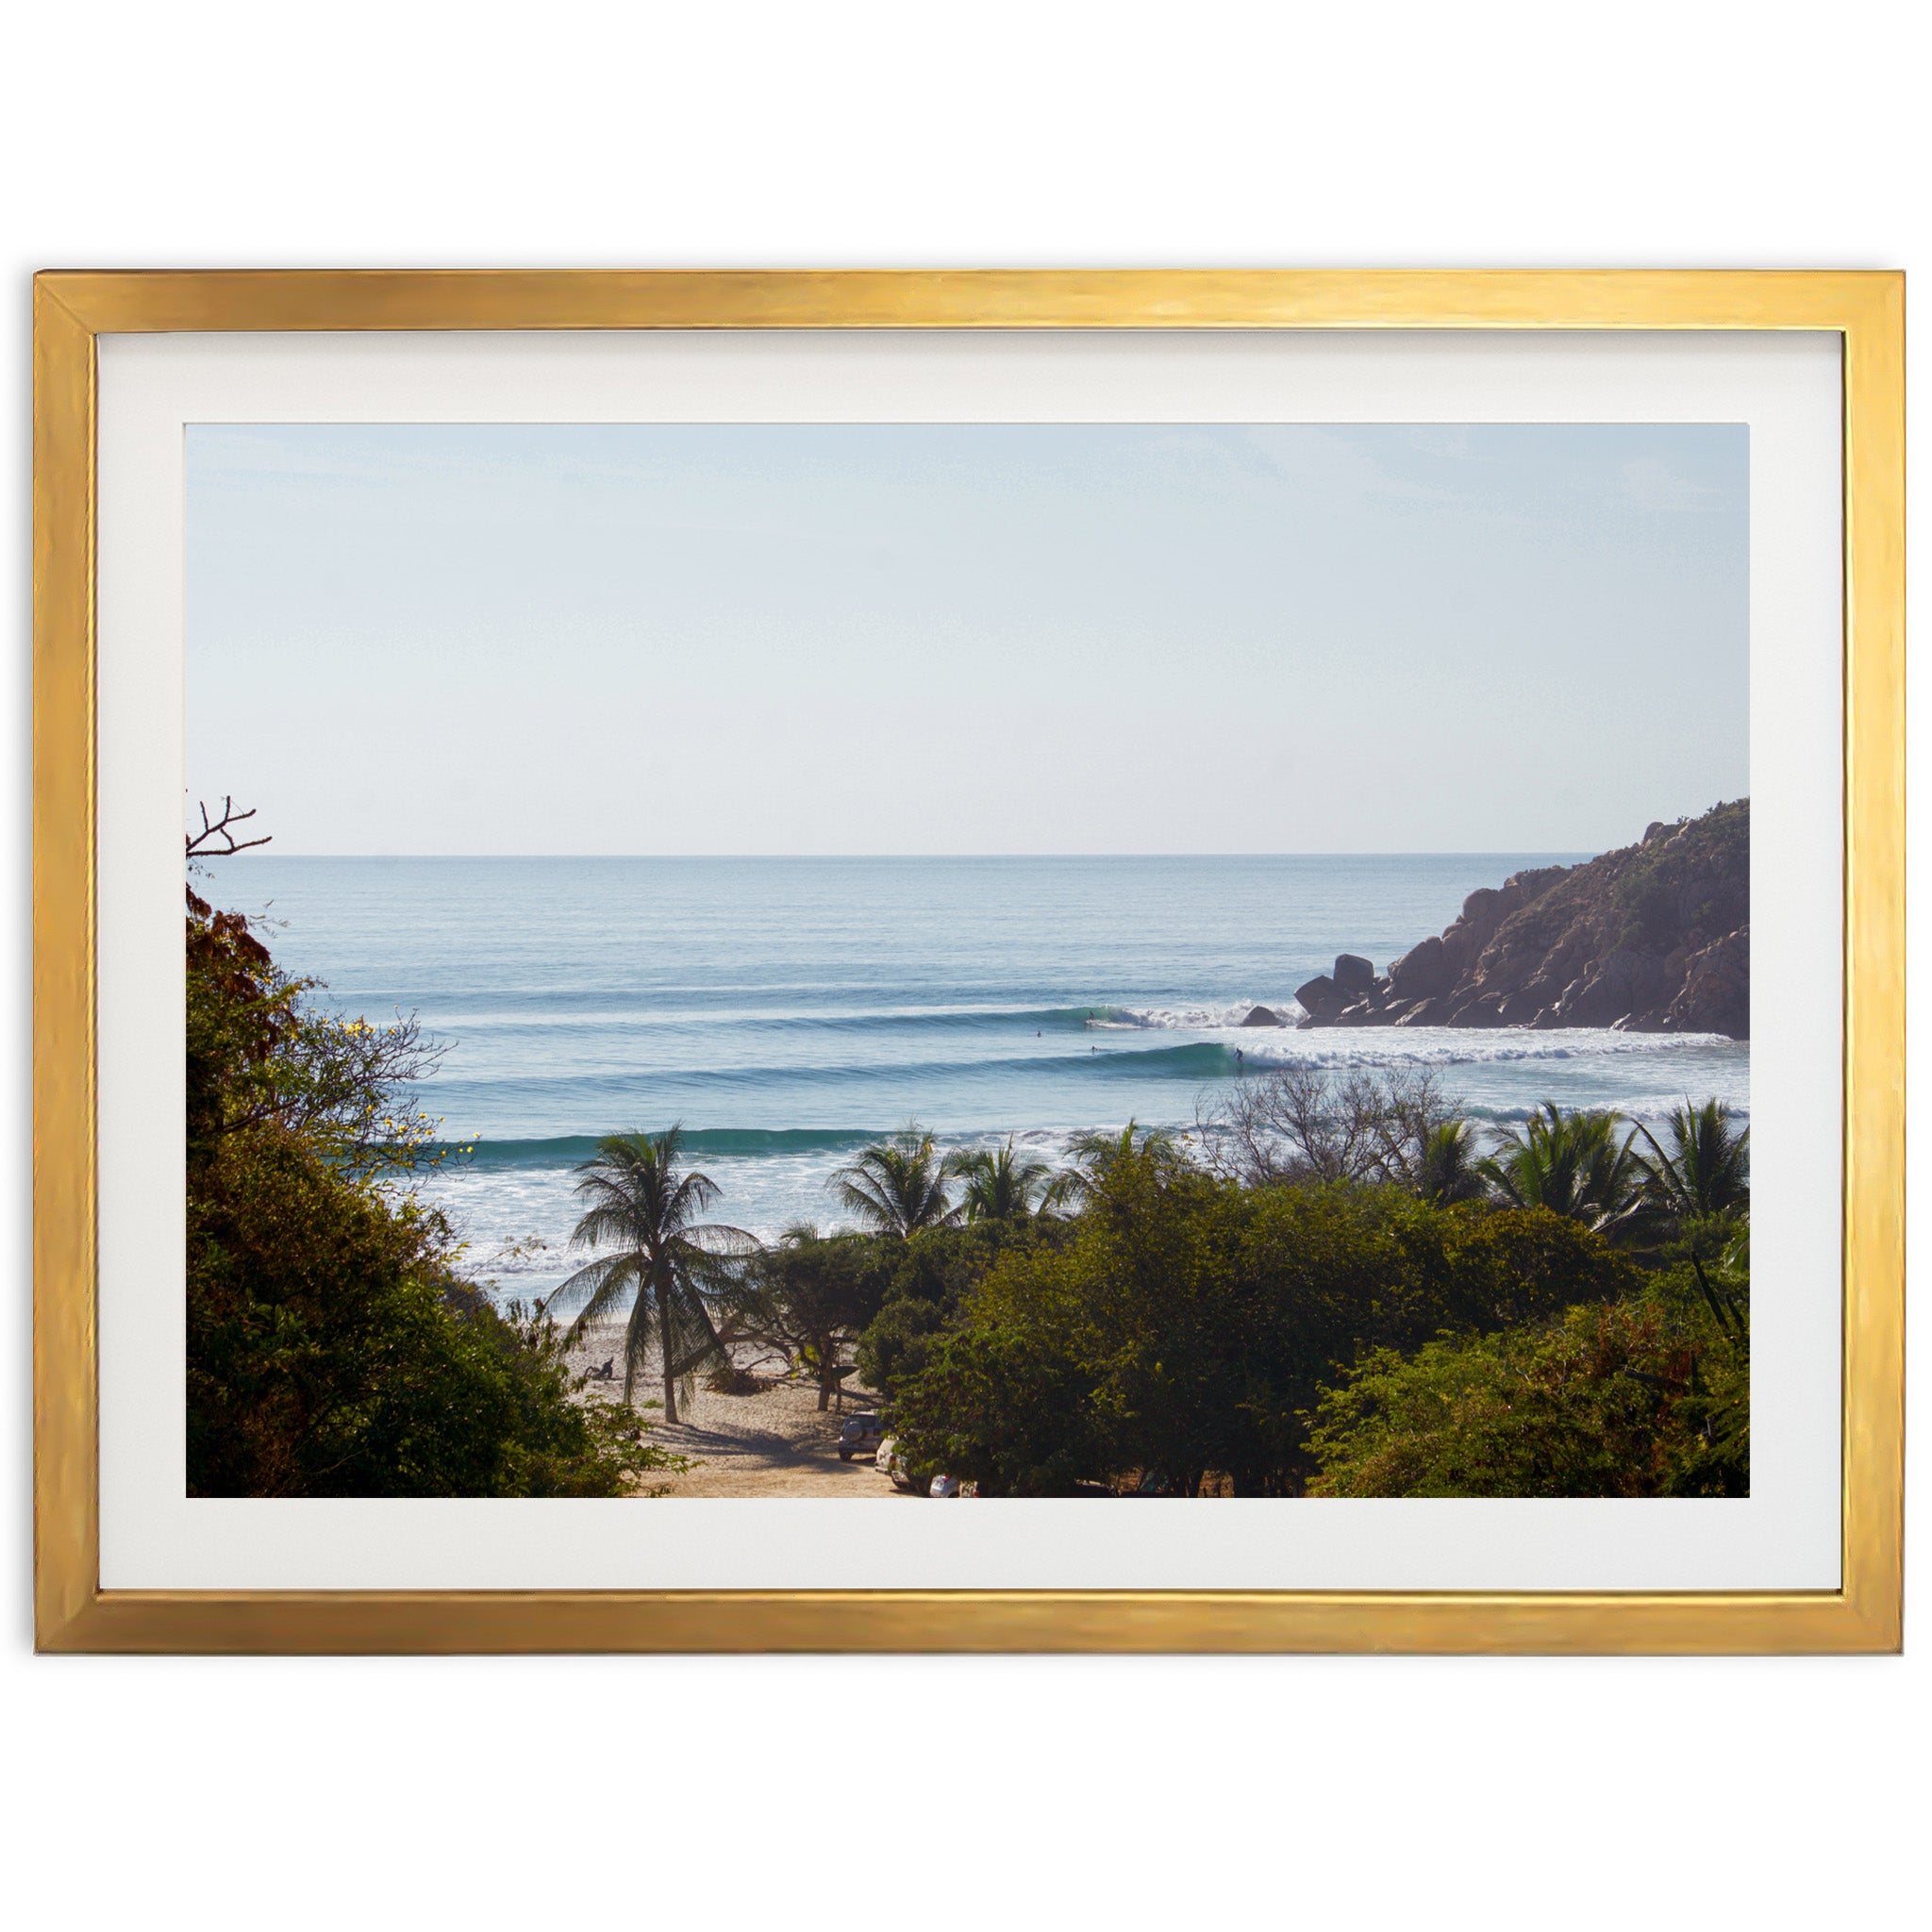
[186,795,273,858]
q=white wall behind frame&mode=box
[3,4,1922,1928]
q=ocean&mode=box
[214,855,1750,1296]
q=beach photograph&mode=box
[185,420,1750,1500]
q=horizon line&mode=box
[198,847,1602,862]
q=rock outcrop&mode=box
[1293,974,1343,1020]
[1296,799,1749,1040]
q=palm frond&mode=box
[621,1284,658,1407]
[661,1165,724,1227]
[958,1137,1054,1222]
[676,1234,762,1270]
[546,1251,641,1344]
[1050,1118,1180,1207]
[1635,1099,1751,1219]
[1417,1118,1485,1204]
[1481,1101,1644,1235]
[566,1199,647,1253]
[657,1278,730,1413]
[826,1122,960,1236]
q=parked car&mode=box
[874,1436,925,1491]
[928,1474,980,1498]
[837,1412,886,1461]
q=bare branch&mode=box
[187,795,273,858]
[1196,1062,1474,1191]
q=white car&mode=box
[929,1474,980,1498]
[874,1436,924,1491]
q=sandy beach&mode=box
[563,1319,913,1497]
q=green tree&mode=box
[187,891,663,1497]
[548,1128,758,1422]
[1307,1266,1749,1498]
[1479,1102,1646,1236]
[1633,1099,1751,1251]
[187,884,452,1179]
[734,1224,890,1408]
[1042,1118,1181,1210]
[956,1137,1054,1223]
[828,1123,962,1237]
[1412,1118,1487,1205]
[879,1318,1105,1497]
[852,1219,1067,1400]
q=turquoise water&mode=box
[216,855,1750,1291]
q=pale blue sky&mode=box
[186,422,1747,854]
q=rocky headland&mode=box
[1291,798,1749,1040]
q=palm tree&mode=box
[1632,1098,1750,1252]
[546,1127,758,1422]
[1413,1118,1487,1205]
[828,1123,962,1237]
[1478,1102,1646,1237]
[1043,1118,1181,1210]
[956,1137,1054,1223]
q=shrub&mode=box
[1307,1266,1748,1497]
[854,1218,1067,1400]
[888,1151,1642,1496]
[186,895,674,1497]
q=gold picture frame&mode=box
[33,269,1904,1654]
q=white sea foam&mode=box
[1100,1005,1737,1067]
[1098,1001,1308,1030]
[1224,1025,1740,1070]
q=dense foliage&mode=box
[186,891,671,1497]
[1307,1260,1749,1497]
[883,1155,1647,1495]
[852,1219,1070,1399]
[841,1082,1748,1500]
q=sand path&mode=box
[565,1320,917,1497]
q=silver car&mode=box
[838,1412,885,1461]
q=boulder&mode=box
[1459,886,1506,929]
[1332,952,1375,994]
[1386,933,1448,999]
[1239,1005,1285,1028]
[1294,974,1341,1017]
[1506,865,1572,906]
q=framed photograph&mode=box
[33,271,1903,1653]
